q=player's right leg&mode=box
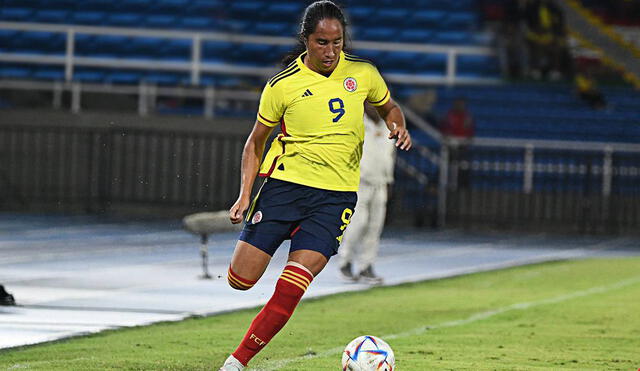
[227,240,271,290]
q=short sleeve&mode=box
[366,66,390,107]
[256,83,285,127]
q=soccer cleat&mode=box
[358,265,383,285]
[218,355,244,371]
[339,262,358,282]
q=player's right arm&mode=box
[229,121,275,224]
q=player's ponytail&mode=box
[281,0,349,66]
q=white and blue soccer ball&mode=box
[341,335,395,371]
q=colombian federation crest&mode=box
[343,77,357,92]
[252,210,263,224]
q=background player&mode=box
[339,103,396,284]
[220,1,411,370]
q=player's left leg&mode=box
[229,248,326,367]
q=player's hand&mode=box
[389,122,412,151]
[229,196,250,224]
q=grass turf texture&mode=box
[1,257,639,370]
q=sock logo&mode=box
[250,333,266,346]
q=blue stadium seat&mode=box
[145,71,188,85]
[457,55,499,77]
[416,54,447,74]
[232,43,273,66]
[33,9,69,23]
[0,7,33,21]
[0,64,32,79]
[372,8,410,27]
[15,31,65,55]
[154,0,190,14]
[360,27,395,41]
[128,37,165,59]
[253,22,290,36]
[346,6,375,25]
[106,71,144,85]
[76,0,113,12]
[409,10,446,28]
[32,66,65,81]
[74,69,107,83]
[0,30,19,52]
[186,0,224,16]
[72,11,106,25]
[107,13,143,27]
[160,39,192,61]
[399,29,433,43]
[145,14,178,28]
[92,35,134,57]
[229,2,265,21]
[442,12,477,30]
[202,41,235,63]
[266,3,304,22]
[180,16,215,30]
[433,31,471,45]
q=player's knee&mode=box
[227,266,257,291]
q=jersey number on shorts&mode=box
[328,98,345,123]
[336,207,353,243]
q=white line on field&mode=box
[257,275,640,371]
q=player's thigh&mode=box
[230,240,272,282]
[288,248,328,277]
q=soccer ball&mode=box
[341,335,395,371]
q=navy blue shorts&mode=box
[239,178,357,259]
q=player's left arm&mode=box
[376,98,412,151]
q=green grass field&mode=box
[1,257,639,370]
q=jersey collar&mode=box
[297,50,345,79]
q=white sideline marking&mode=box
[258,275,640,371]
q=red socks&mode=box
[232,263,313,366]
[228,267,257,290]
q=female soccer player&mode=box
[219,1,411,369]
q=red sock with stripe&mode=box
[232,263,313,366]
[227,267,257,291]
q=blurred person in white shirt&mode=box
[339,103,396,284]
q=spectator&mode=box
[339,103,396,284]
[575,67,607,110]
[498,0,530,79]
[525,0,570,80]
[440,98,475,188]
[0,285,15,306]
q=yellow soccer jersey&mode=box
[256,51,391,192]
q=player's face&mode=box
[305,18,344,74]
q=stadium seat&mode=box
[159,39,192,61]
[0,7,33,22]
[265,3,304,22]
[202,41,235,63]
[32,66,65,81]
[346,6,375,25]
[409,10,446,28]
[74,69,107,83]
[106,71,144,85]
[0,64,32,79]
[360,27,396,41]
[145,14,178,29]
[72,11,106,25]
[107,13,143,27]
[433,31,471,45]
[399,29,434,43]
[229,2,265,21]
[253,22,290,36]
[145,71,188,85]
[442,12,477,30]
[180,16,215,30]
[372,8,410,27]
[33,9,69,23]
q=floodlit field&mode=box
[1,258,639,370]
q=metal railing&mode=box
[395,110,640,233]
[0,21,500,86]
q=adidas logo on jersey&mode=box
[301,89,313,97]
